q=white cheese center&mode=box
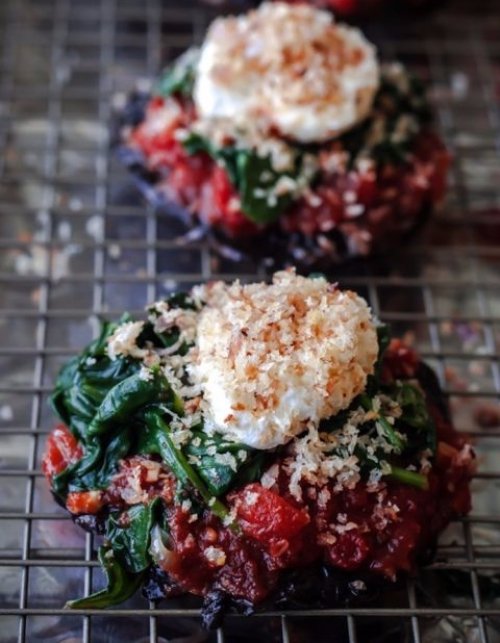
[193,2,380,144]
[190,270,378,449]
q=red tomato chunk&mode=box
[42,424,82,479]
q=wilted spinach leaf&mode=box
[139,409,232,524]
[51,319,139,442]
[66,546,144,609]
[182,131,307,224]
[88,368,180,437]
[155,48,199,98]
[52,425,134,498]
[394,381,437,454]
[185,429,264,496]
[106,501,158,574]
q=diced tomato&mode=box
[357,172,378,207]
[166,155,209,204]
[211,165,234,212]
[326,532,371,570]
[206,166,259,237]
[132,98,181,158]
[370,521,422,577]
[66,490,104,515]
[286,0,358,14]
[327,0,359,14]
[105,455,176,508]
[42,424,82,480]
[230,483,310,543]
[381,338,419,381]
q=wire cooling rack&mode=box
[0,0,499,641]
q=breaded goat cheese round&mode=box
[190,270,378,449]
[193,2,380,144]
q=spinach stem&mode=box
[144,410,239,531]
[359,394,404,451]
[377,415,405,451]
[389,466,429,490]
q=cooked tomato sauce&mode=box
[151,432,471,602]
[136,432,470,603]
[129,97,449,251]
[43,341,473,605]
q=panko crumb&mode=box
[191,269,378,449]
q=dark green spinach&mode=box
[51,369,180,499]
[51,320,139,441]
[106,502,157,574]
[318,322,435,490]
[66,545,144,609]
[87,368,178,437]
[185,428,267,496]
[182,131,304,223]
[394,380,437,454]
[139,409,235,526]
[155,48,199,98]
[52,427,134,498]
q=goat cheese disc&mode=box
[190,270,378,449]
[193,2,380,144]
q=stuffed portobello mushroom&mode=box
[118,2,449,266]
[43,270,473,624]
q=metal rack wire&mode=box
[0,0,499,641]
